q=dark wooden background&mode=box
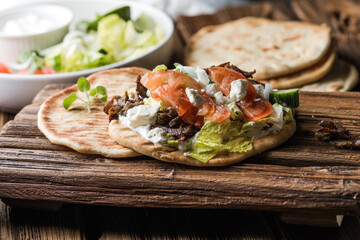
[1,0,360,239]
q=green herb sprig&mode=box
[63,77,108,113]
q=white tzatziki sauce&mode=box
[1,14,59,36]
[119,104,168,144]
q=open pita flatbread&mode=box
[38,68,149,158]
[300,59,359,92]
[109,116,296,167]
[109,118,296,167]
[185,17,331,80]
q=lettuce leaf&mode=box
[224,137,252,152]
[186,103,293,163]
[188,120,252,163]
[43,12,163,73]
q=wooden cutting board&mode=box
[0,83,359,219]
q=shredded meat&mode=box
[161,125,199,141]
[103,90,144,122]
[154,107,200,141]
[136,74,148,99]
[315,120,360,150]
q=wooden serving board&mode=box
[0,83,359,219]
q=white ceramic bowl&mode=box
[0,4,73,64]
[0,0,174,112]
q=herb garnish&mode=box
[63,77,108,113]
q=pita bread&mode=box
[259,44,336,89]
[185,17,331,80]
[38,67,149,158]
[300,59,359,92]
[109,119,296,167]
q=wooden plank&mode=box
[0,200,82,240]
[1,198,62,211]
[0,84,360,215]
[279,211,344,227]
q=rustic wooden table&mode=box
[1,1,360,239]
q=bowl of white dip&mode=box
[0,4,73,64]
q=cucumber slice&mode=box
[269,89,299,108]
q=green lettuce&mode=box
[188,120,252,163]
[44,11,163,73]
[187,103,293,163]
[226,102,243,120]
[98,14,162,62]
[224,137,252,152]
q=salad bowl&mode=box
[0,0,174,112]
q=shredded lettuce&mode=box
[186,103,293,163]
[188,120,252,163]
[283,105,293,121]
[43,9,163,73]
[226,102,243,120]
[224,137,252,152]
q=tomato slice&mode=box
[207,67,273,121]
[238,97,274,121]
[141,70,230,126]
[0,62,10,74]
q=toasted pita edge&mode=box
[300,59,359,92]
[37,67,150,158]
[109,118,296,167]
[259,44,336,89]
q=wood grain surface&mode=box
[2,201,360,240]
[0,83,360,216]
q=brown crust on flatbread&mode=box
[38,67,149,158]
[109,119,296,167]
[259,43,336,89]
[184,17,331,80]
[300,59,359,92]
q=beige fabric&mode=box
[300,59,359,92]
[109,119,296,167]
[38,68,149,158]
[259,46,336,89]
[185,17,331,80]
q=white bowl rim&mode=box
[0,0,174,82]
[0,4,73,38]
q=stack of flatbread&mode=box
[184,17,358,91]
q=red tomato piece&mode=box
[141,70,230,126]
[0,62,10,73]
[238,97,274,121]
[207,67,273,121]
